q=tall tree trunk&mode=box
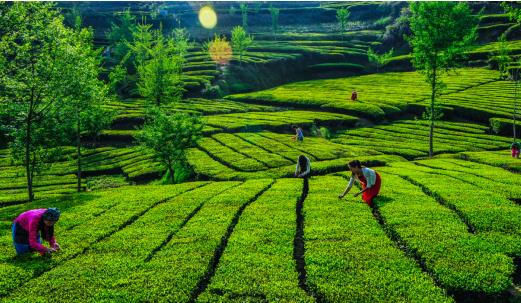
[168,164,175,184]
[25,114,34,201]
[514,77,518,142]
[429,69,437,158]
[76,108,82,192]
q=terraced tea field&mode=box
[1,156,520,302]
[3,3,521,300]
[226,68,501,119]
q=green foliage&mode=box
[490,33,512,80]
[367,47,394,72]
[501,2,521,24]
[136,29,184,106]
[198,179,313,302]
[0,2,95,200]
[305,176,453,302]
[85,175,129,191]
[490,117,517,136]
[137,107,203,184]
[375,170,513,294]
[106,8,137,62]
[408,1,478,157]
[227,68,499,120]
[336,7,350,32]
[333,120,511,159]
[54,22,114,192]
[231,26,254,63]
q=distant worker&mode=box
[12,208,61,256]
[292,125,304,142]
[295,155,311,192]
[351,90,358,101]
[512,141,521,159]
[338,160,381,207]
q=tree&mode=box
[367,47,394,73]
[269,4,280,36]
[491,33,512,80]
[172,28,191,67]
[502,2,521,24]
[136,27,185,106]
[136,107,203,184]
[408,2,478,158]
[0,2,79,201]
[231,26,254,64]
[336,7,350,35]
[58,20,114,192]
[106,8,137,62]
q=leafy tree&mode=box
[172,28,191,68]
[336,7,350,34]
[408,2,478,157]
[106,8,137,62]
[231,26,254,64]
[126,20,154,71]
[491,33,512,80]
[502,2,521,24]
[136,28,184,106]
[367,47,394,73]
[0,2,79,200]
[136,107,203,184]
[269,4,280,36]
[58,22,114,192]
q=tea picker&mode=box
[12,208,61,256]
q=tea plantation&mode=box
[2,1,521,303]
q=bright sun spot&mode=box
[199,6,217,29]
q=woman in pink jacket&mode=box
[12,208,61,256]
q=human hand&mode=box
[53,243,61,251]
[43,248,54,257]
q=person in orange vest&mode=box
[351,90,358,101]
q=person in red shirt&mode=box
[351,90,358,101]
[12,208,61,256]
[338,160,382,207]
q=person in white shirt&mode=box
[294,155,311,178]
[338,160,381,207]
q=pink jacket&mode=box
[14,209,56,255]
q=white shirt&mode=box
[345,167,376,191]
[295,156,311,177]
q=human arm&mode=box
[354,187,371,197]
[338,176,354,198]
[294,161,300,177]
[48,233,59,251]
[28,220,52,255]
